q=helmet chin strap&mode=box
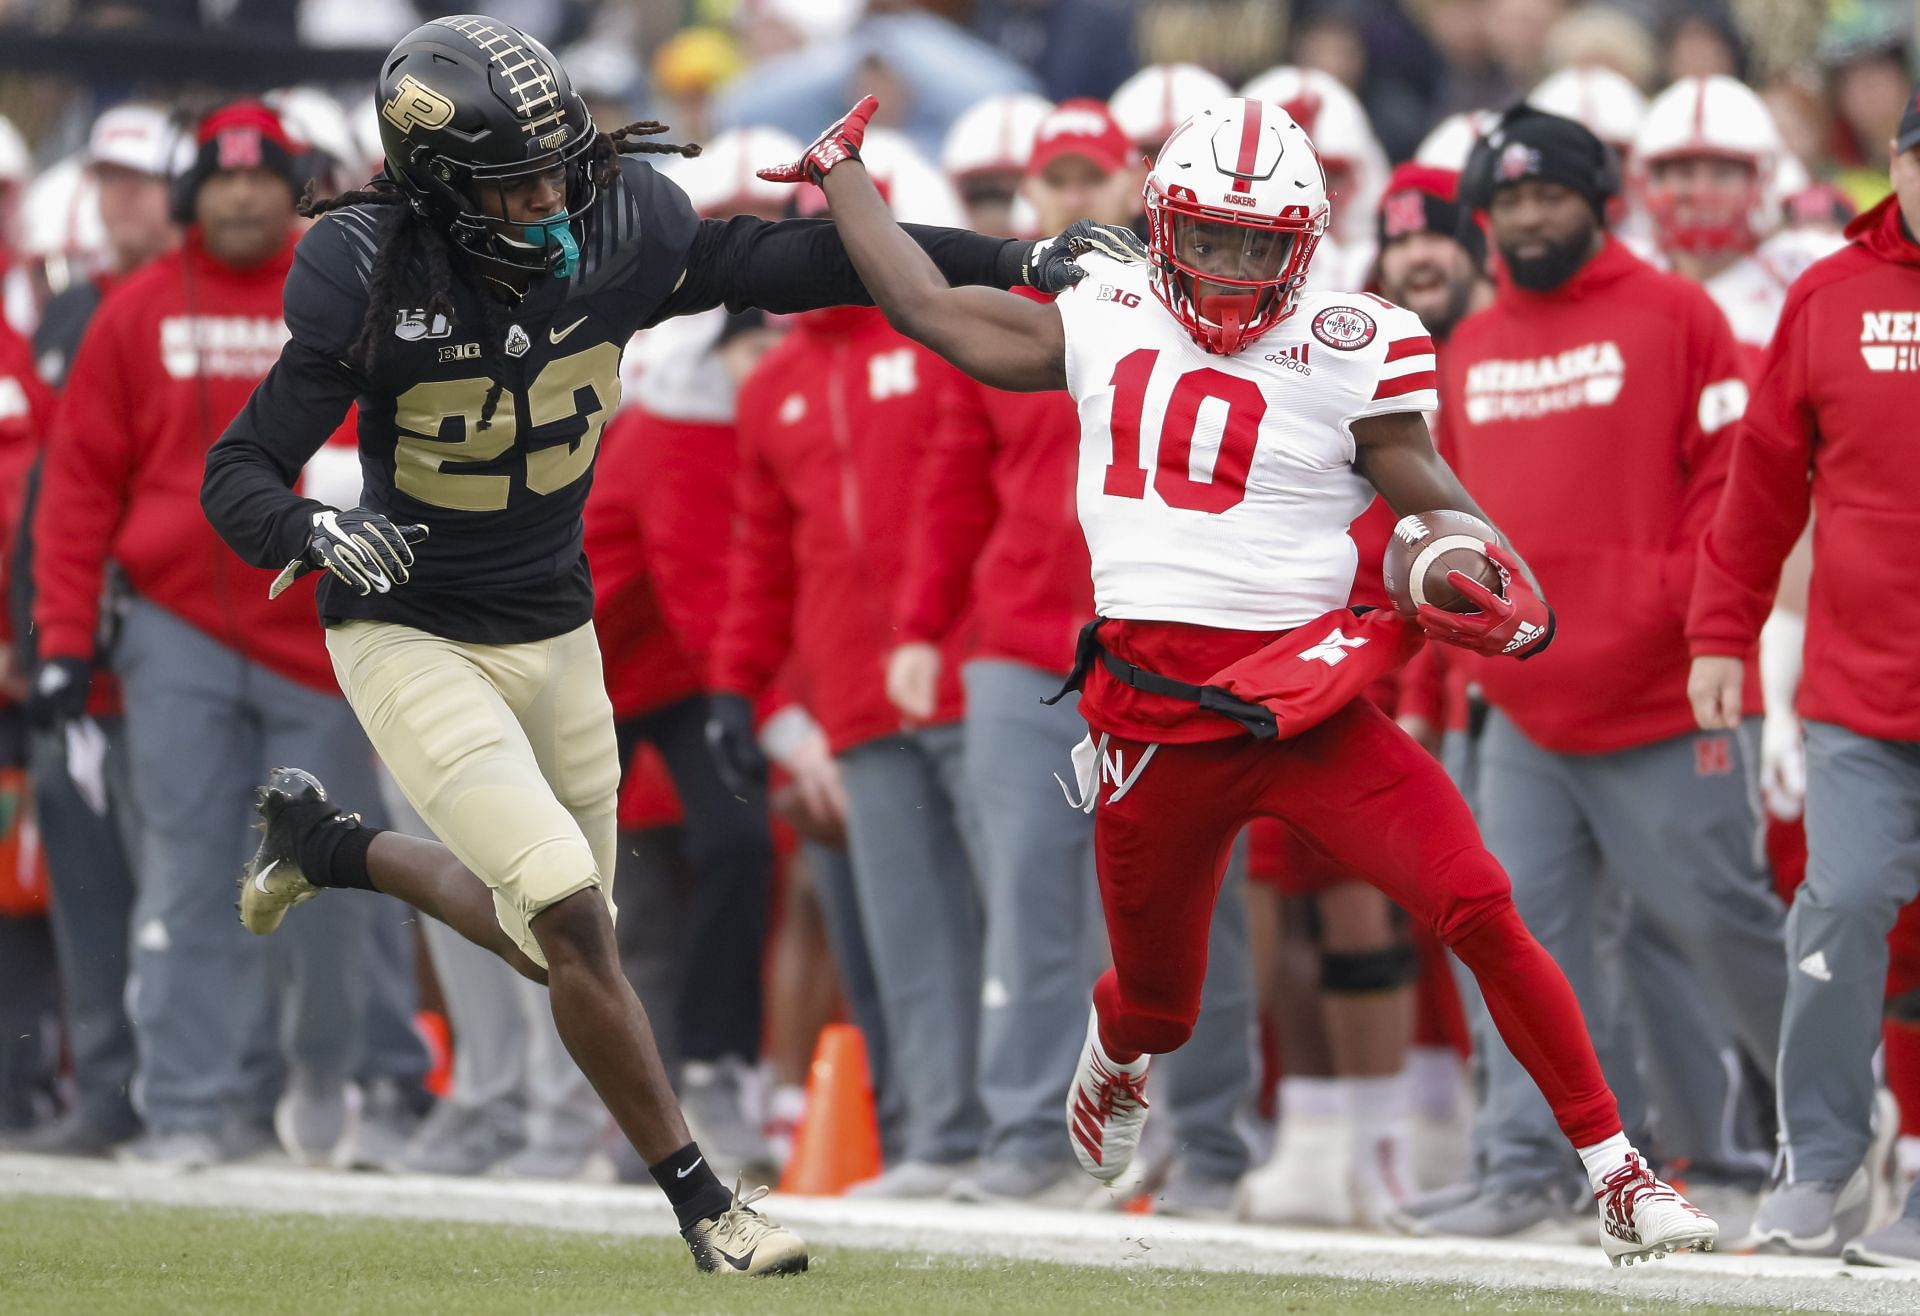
[1197,292,1257,353]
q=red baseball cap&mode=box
[1025,99,1136,178]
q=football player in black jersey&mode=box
[199,16,1117,1275]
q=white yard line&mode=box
[3,1151,1914,1312]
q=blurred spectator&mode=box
[940,92,1053,236]
[1661,4,1746,83]
[714,9,1040,158]
[1485,0,1568,92]
[0,102,175,1161]
[1544,3,1657,88]
[31,101,390,1169]
[1825,33,1913,208]
[710,145,987,1200]
[1133,0,1287,84]
[650,26,744,142]
[967,0,1140,102]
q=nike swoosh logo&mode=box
[676,1156,703,1179]
[550,316,589,345]
[716,1247,753,1271]
[253,861,278,894]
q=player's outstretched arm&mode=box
[764,99,1067,393]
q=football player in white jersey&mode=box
[762,94,1719,1264]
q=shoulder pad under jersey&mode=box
[567,156,701,307]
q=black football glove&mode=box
[274,508,428,599]
[27,657,92,731]
[705,692,769,801]
[1023,219,1150,294]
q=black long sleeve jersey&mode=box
[202,156,1030,645]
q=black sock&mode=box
[288,803,379,891]
[650,1141,732,1230]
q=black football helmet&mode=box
[375,15,598,281]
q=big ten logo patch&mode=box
[1695,735,1732,777]
[1096,284,1142,307]
[868,348,917,400]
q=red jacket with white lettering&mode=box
[34,232,346,692]
[585,408,725,719]
[1689,196,1920,740]
[1439,237,1756,753]
[710,308,968,753]
[893,293,1093,675]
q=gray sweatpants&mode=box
[837,724,987,1165]
[1471,709,1787,1188]
[113,601,382,1134]
[31,719,141,1139]
[1778,723,1920,1185]
[961,661,1106,1169]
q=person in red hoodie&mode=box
[1688,89,1920,1265]
[29,102,388,1169]
[709,162,988,1199]
[1421,106,1787,1242]
[3,102,177,1160]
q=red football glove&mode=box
[756,95,879,186]
[1415,540,1556,660]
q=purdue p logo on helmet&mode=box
[381,75,456,135]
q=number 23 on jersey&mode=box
[391,341,620,512]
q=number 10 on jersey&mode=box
[1102,348,1268,515]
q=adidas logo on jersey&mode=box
[1263,343,1312,374]
[1859,311,1920,371]
[1462,341,1625,422]
[1798,951,1833,982]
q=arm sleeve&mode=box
[1663,290,1752,619]
[33,313,136,662]
[201,219,370,570]
[895,373,998,645]
[649,216,1031,325]
[707,422,798,701]
[1687,285,1816,657]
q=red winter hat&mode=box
[176,101,307,217]
[1377,162,1484,267]
[1026,99,1136,178]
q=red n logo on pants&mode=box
[1695,736,1731,776]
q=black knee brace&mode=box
[1320,944,1420,994]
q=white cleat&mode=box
[1236,1111,1356,1227]
[1066,1005,1151,1185]
[1595,1153,1719,1266]
[681,1183,808,1277]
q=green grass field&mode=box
[0,1194,1798,1315]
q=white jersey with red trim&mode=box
[1635,228,1846,350]
[1056,252,1438,630]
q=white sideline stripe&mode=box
[2,1153,1915,1313]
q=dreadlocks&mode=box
[298,120,699,430]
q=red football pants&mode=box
[1089,697,1620,1149]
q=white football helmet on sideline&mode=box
[1633,76,1786,254]
[1109,63,1233,156]
[1415,109,1501,171]
[1238,66,1387,249]
[1144,98,1328,355]
[942,92,1053,180]
[664,126,805,218]
[1527,65,1648,159]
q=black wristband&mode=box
[995,238,1037,290]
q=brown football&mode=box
[1382,510,1504,618]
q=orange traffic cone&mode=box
[779,1023,882,1195]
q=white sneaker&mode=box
[1066,1006,1150,1185]
[1352,1121,1418,1229]
[1595,1152,1718,1266]
[1237,1111,1356,1227]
